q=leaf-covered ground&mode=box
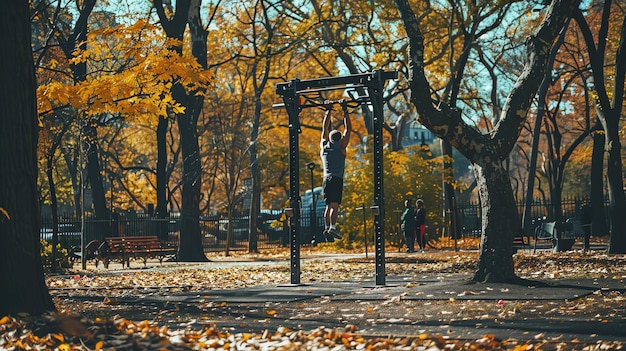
[2,238,625,350]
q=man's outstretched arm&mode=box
[321,107,332,146]
[340,101,351,149]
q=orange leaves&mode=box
[50,313,93,339]
[37,20,211,121]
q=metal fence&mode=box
[41,196,604,253]
[456,196,605,237]
[40,210,289,253]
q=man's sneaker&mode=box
[321,230,334,242]
[328,227,342,239]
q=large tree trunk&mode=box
[472,162,518,282]
[574,4,626,253]
[603,15,626,253]
[395,0,580,282]
[156,116,169,242]
[0,1,56,315]
[177,0,208,262]
[590,128,609,236]
[604,117,626,253]
[175,98,207,261]
[154,0,208,261]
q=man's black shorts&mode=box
[323,175,343,205]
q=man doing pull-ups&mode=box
[320,100,351,242]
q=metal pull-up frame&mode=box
[275,70,397,286]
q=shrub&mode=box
[40,239,71,273]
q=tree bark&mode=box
[156,116,169,241]
[604,13,626,253]
[0,0,55,315]
[590,128,609,236]
[176,106,206,261]
[154,0,208,261]
[472,162,518,282]
[395,0,580,281]
[604,114,626,253]
[574,5,626,253]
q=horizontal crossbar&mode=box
[276,70,398,97]
[296,84,366,95]
[272,96,369,109]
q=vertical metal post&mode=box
[277,79,302,285]
[110,176,114,237]
[362,204,368,259]
[306,162,317,245]
[368,70,386,285]
[75,120,86,270]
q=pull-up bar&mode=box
[275,70,397,286]
[295,83,367,95]
[276,70,397,93]
[272,96,370,110]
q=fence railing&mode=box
[455,196,605,237]
[41,196,604,254]
[40,210,289,253]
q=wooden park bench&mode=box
[69,239,100,262]
[98,236,177,268]
[513,234,530,251]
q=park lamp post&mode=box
[109,174,114,237]
[306,162,317,244]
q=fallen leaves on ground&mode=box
[2,314,623,350]
[3,242,626,350]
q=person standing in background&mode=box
[415,199,426,252]
[401,199,417,252]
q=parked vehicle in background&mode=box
[300,186,326,242]
[301,186,326,223]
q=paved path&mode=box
[67,251,625,342]
[181,276,624,341]
[94,268,625,342]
